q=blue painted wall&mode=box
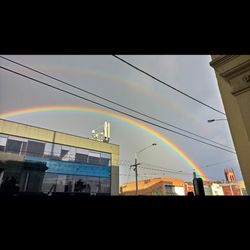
[24,156,111,178]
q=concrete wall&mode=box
[111,165,119,195]
[210,55,250,194]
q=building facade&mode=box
[0,119,120,195]
[210,55,250,194]
[221,183,242,196]
[120,177,185,196]
[237,180,247,195]
[210,183,224,196]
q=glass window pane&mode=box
[42,173,58,193]
[8,136,28,142]
[5,139,22,153]
[21,141,27,154]
[76,148,89,154]
[62,145,70,150]
[44,143,53,156]
[0,136,8,146]
[53,144,61,157]
[100,158,110,166]
[89,151,100,158]
[88,156,100,165]
[101,152,111,159]
[75,153,88,163]
[27,140,45,157]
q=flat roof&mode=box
[0,118,119,147]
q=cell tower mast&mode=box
[91,121,111,143]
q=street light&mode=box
[207,119,227,123]
[131,143,157,195]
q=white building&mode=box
[210,183,224,196]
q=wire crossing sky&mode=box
[0,55,242,183]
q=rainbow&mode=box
[0,105,207,179]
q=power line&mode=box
[120,160,195,176]
[0,65,236,155]
[0,55,233,150]
[120,161,214,180]
[120,160,235,182]
[200,158,238,169]
[140,162,184,172]
[140,163,194,175]
[112,55,226,116]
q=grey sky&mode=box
[0,55,242,185]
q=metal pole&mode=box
[133,143,156,195]
[135,156,138,195]
[51,131,56,156]
[193,169,197,179]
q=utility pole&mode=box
[130,155,140,195]
[131,143,157,195]
[193,169,205,196]
[193,169,197,179]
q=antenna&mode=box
[91,121,111,143]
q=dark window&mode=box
[75,153,88,163]
[26,140,45,157]
[88,156,100,165]
[61,149,69,159]
[100,158,110,166]
[165,185,175,195]
[5,139,22,153]
[21,142,27,154]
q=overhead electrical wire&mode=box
[0,65,236,154]
[200,158,238,169]
[0,55,233,150]
[112,55,226,116]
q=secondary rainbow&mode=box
[0,105,207,179]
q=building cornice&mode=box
[210,55,240,68]
[220,59,250,80]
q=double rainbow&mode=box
[0,105,207,179]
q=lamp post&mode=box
[131,143,157,195]
[207,119,227,123]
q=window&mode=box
[88,156,100,165]
[89,152,100,158]
[42,173,111,194]
[44,143,53,156]
[5,139,22,153]
[20,141,28,154]
[100,158,110,166]
[0,135,7,152]
[60,145,71,161]
[100,152,111,166]
[75,148,88,163]
[101,152,111,159]
[26,140,45,157]
[52,144,62,158]
[165,185,175,195]
[88,151,101,165]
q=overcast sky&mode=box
[0,55,242,185]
